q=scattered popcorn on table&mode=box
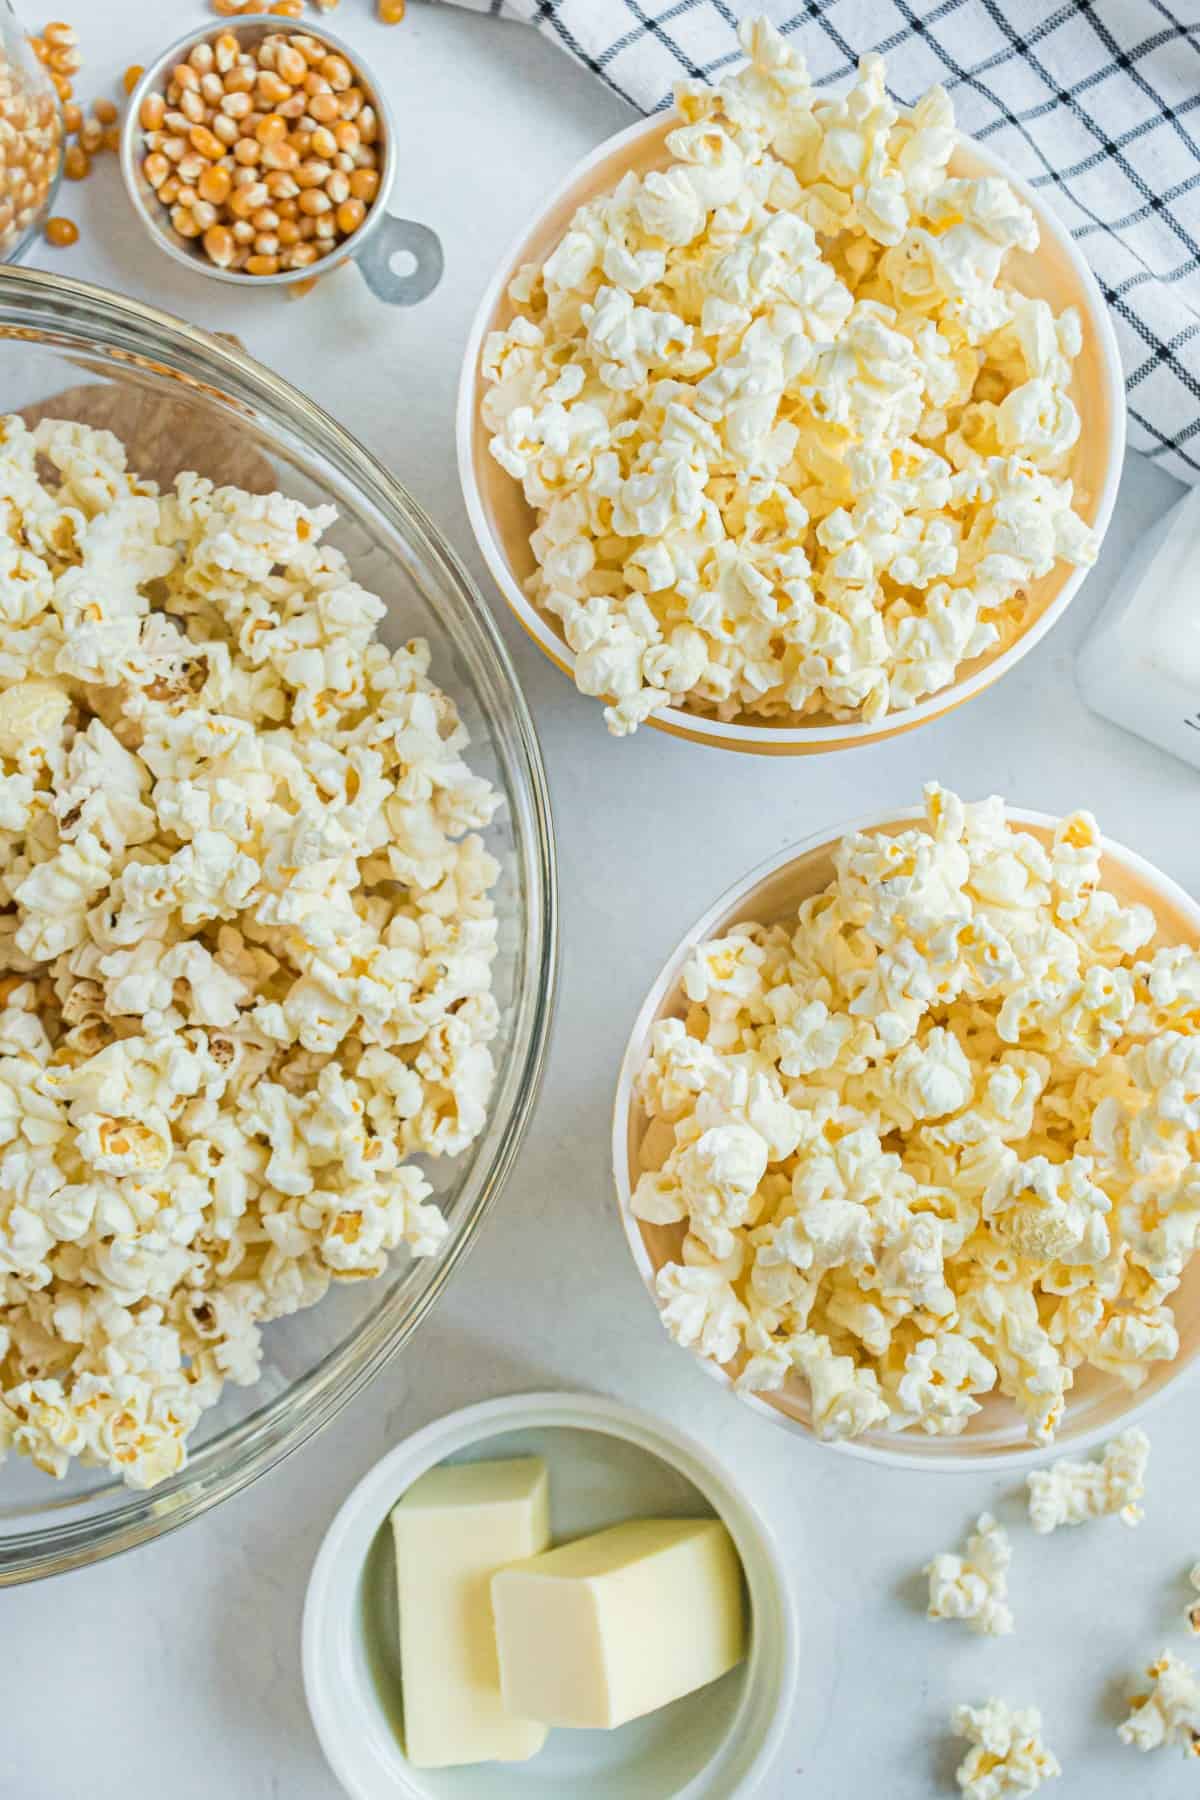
[0,416,502,1489]
[481,19,1096,737]
[1118,1650,1200,1758]
[952,1699,1060,1799]
[631,785,1200,1445]
[1026,1429,1150,1533]
[1185,1565,1200,1637]
[925,1512,1013,1637]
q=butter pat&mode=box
[391,1457,550,1768]
[491,1516,747,1730]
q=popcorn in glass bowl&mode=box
[0,415,506,1492]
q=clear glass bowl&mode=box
[0,265,557,1582]
[613,808,1200,1470]
[0,0,64,263]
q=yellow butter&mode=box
[391,1457,550,1768]
[491,1516,747,1730]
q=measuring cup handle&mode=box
[355,214,444,307]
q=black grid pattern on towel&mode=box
[447,0,1200,485]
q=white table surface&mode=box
[5,4,1199,1797]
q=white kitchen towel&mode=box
[445,0,1200,487]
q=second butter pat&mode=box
[491,1516,747,1730]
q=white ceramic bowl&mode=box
[303,1392,798,1799]
[457,110,1125,756]
[612,809,1200,1470]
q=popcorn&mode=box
[1026,1429,1150,1532]
[0,418,501,1490]
[631,787,1200,1444]
[482,20,1095,736]
[0,679,71,759]
[656,1262,748,1365]
[925,1512,1013,1637]
[952,1699,1061,1798]
[1187,1564,1200,1637]
[889,1330,995,1433]
[789,1327,889,1438]
[1118,1651,1200,1758]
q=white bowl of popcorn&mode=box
[0,267,556,1582]
[458,22,1124,753]
[613,790,1200,1468]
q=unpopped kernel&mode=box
[632,786,1200,1445]
[482,19,1095,736]
[0,416,501,1489]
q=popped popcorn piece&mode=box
[631,786,1199,1444]
[925,1512,1013,1637]
[1025,1429,1150,1532]
[0,418,501,1490]
[656,1261,748,1365]
[952,1699,1061,1799]
[1118,1650,1200,1758]
[0,679,71,758]
[482,20,1095,736]
[1187,1564,1200,1637]
[790,1326,889,1438]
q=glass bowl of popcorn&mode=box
[458,25,1124,751]
[613,790,1200,1468]
[0,264,556,1582]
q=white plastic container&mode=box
[302,1391,798,1800]
[1077,485,1200,768]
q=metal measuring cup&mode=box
[119,13,442,306]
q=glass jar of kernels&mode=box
[0,1,63,259]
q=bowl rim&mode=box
[0,264,559,1582]
[611,803,1200,1473]
[456,106,1127,753]
[301,1389,800,1800]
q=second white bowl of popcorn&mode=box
[458,21,1124,753]
[612,788,1200,1467]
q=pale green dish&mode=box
[303,1392,798,1800]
